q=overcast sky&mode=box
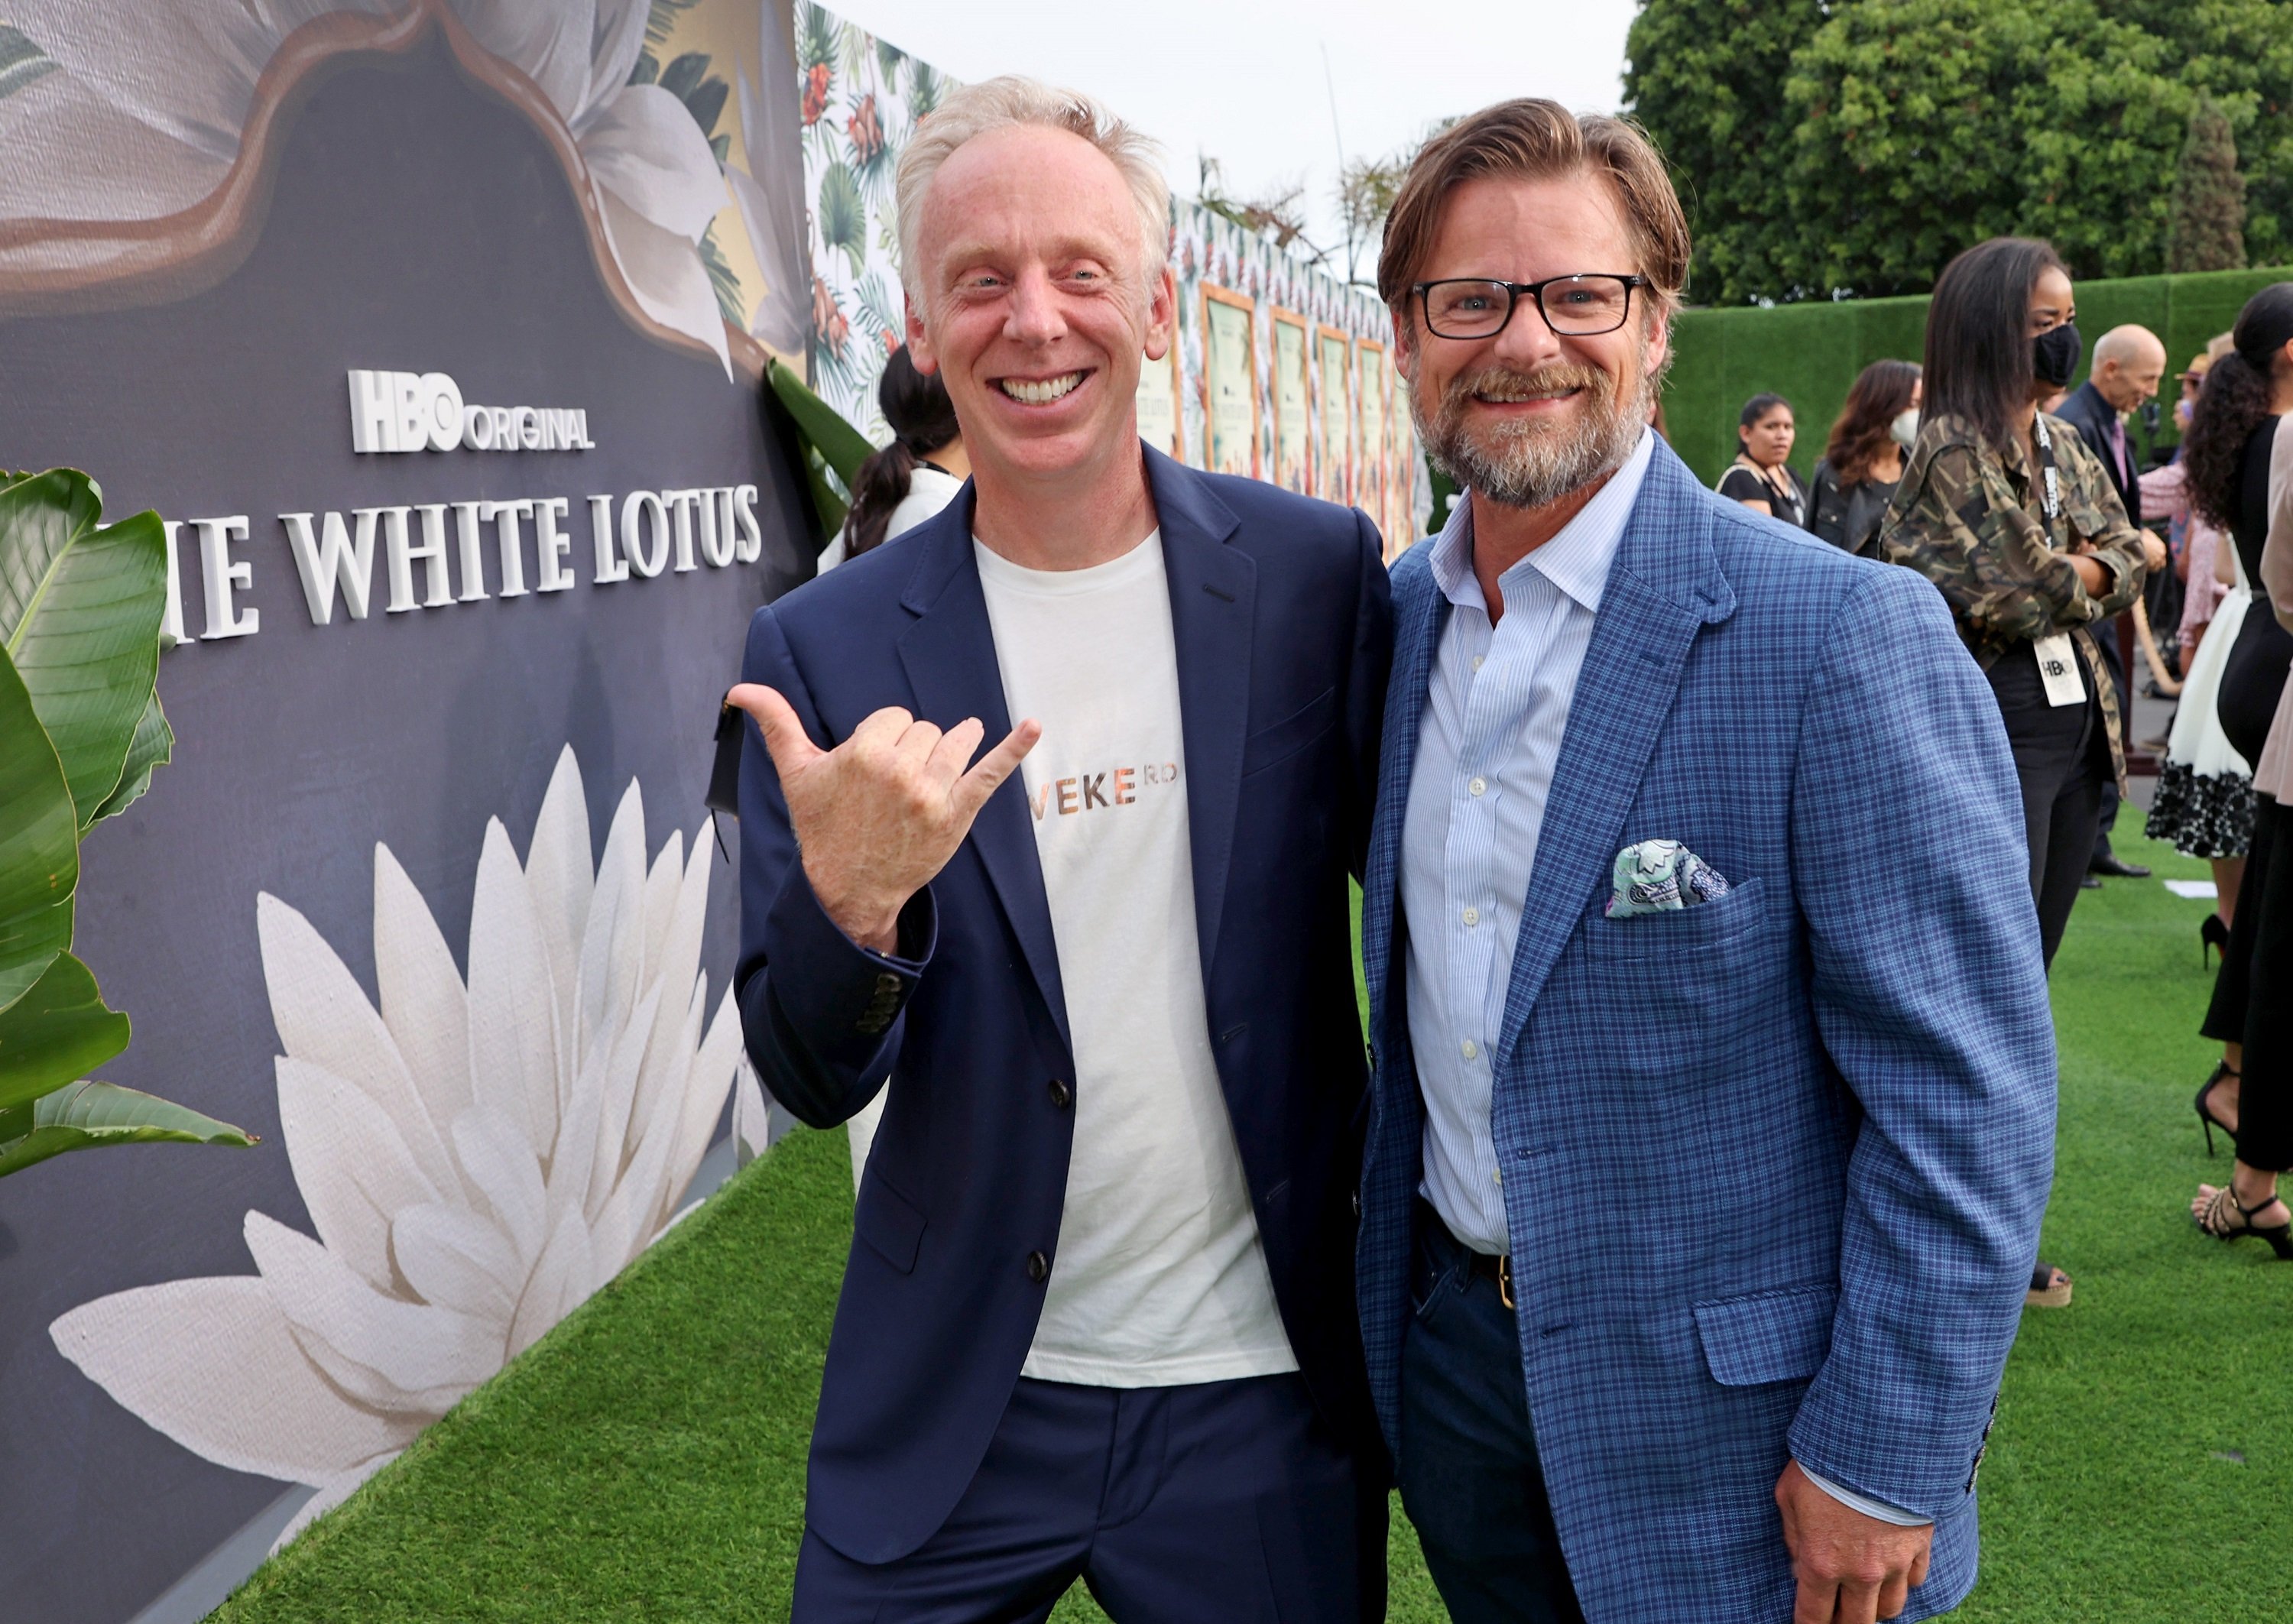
[828,0,1641,286]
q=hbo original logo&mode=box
[348,369,594,455]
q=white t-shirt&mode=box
[974,531,1298,1387]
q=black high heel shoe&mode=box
[2201,913,2230,968]
[2195,1062,2240,1156]
[2194,1185,2293,1259]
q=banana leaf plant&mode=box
[767,357,873,541]
[0,469,253,1178]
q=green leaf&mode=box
[804,448,850,540]
[0,473,167,828]
[0,1078,255,1180]
[816,160,865,280]
[660,50,709,104]
[0,24,57,102]
[87,689,170,825]
[767,359,874,490]
[0,645,78,1015]
[0,951,127,1110]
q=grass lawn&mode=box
[214,831,2286,1622]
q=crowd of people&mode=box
[725,66,2291,1621]
[1716,272,2293,1282]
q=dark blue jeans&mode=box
[1399,1204,1587,1624]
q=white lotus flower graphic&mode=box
[2,0,735,375]
[447,0,736,374]
[50,747,744,1547]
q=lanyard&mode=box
[2030,414,2063,526]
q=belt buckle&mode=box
[1497,1253,1513,1310]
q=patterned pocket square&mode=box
[1606,838,1732,917]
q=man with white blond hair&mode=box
[728,76,1392,1620]
[1354,100,2055,1623]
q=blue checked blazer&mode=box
[1356,440,2057,1622]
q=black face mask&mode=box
[2032,320,2084,390]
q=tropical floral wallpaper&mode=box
[798,3,1429,546]
[796,0,946,442]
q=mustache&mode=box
[1441,365,1611,413]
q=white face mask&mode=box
[1889,408,1920,448]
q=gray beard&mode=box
[1413,358,1658,512]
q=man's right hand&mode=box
[728,684,1040,955]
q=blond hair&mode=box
[894,76,1169,302]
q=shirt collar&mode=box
[1427,427,1655,617]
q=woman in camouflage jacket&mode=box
[1880,237,2153,1308]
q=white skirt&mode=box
[2167,585,2254,781]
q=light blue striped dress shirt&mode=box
[1400,429,1653,1257]
[1396,429,1927,1531]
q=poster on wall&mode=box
[1136,345,1183,460]
[0,4,813,1620]
[1392,401,1424,553]
[1358,337,1389,540]
[1202,286,1260,479]
[1318,328,1354,506]
[1270,308,1312,494]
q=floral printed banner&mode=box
[0,4,813,1618]
[798,4,1430,547]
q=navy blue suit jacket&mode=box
[2053,380,2141,523]
[735,448,1393,1563]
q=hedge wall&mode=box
[1661,265,2293,489]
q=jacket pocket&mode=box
[1578,874,1769,964]
[855,1172,927,1274]
[1241,685,1338,778]
[1693,1283,1837,1386]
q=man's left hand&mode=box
[1776,1460,1933,1624]
[2139,528,2168,573]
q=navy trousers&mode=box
[793,1371,1372,1622]
[1399,1205,1587,1624]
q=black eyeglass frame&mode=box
[1412,274,1650,340]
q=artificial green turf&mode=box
[215,830,2285,1622]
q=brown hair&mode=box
[1377,100,1691,329]
[1824,358,1922,486]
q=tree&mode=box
[1622,0,1832,305]
[2168,98,2248,271]
[1336,154,1408,288]
[1623,0,2293,303]
[1198,156,1325,262]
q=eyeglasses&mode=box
[1413,274,1649,340]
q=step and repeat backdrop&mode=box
[0,3,1421,1619]
[0,2,814,1619]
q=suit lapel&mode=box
[894,489,1072,1054]
[1493,446,1737,1067]
[1362,543,1449,1030]
[1147,450,1253,982]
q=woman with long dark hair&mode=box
[1808,359,1922,556]
[1716,393,1809,525]
[819,345,968,572]
[1879,236,2152,1308]
[2182,282,2293,1259]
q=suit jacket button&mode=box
[1048,1078,1072,1109]
[1026,1250,1050,1283]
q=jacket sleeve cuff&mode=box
[761,864,935,1071]
[1795,1462,1932,1528]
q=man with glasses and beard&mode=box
[1353,101,2055,1624]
